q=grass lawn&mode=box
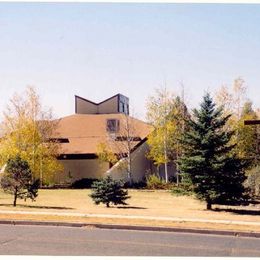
[0,189,259,232]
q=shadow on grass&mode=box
[214,208,260,216]
[0,204,74,210]
[116,206,147,209]
[249,200,260,205]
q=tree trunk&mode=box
[176,144,179,187]
[206,201,212,210]
[106,202,110,208]
[163,135,168,183]
[40,154,43,188]
[164,162,168,184]
[176,156,179,187]
[127,153,132,186]
[13,189,18,207]
[176,172,179,187]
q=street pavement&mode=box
[0,224,259,256]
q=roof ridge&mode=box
[75,93,122,106]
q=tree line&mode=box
[0,79,259,209]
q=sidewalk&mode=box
[0,209,260,227]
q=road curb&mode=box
[0,220,84,227]
[0,220,259,238]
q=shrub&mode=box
[146,174,163,189]
[146,174,174,190]
[89,176,130,207]
[71,178,99,189]
[123,180,147,189]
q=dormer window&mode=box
[106,119,120,133]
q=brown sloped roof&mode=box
[53,114,152,155]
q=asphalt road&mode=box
[0,224,259,256]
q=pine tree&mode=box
[90,176,130,207]
[0,156,40,207]
[178,93,247,210]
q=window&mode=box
[118,95,129,115]
[115,136,141,142]
[125,104,129,115]
[106,119,120,133]
[47,138,69,143]
[119,101,125,113]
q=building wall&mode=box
[56,143,151,184]
[98,96,118,114]
[152,163,177,181]
[55,145,176,185]
[131,142,152,181]
[106,142,152,183]
[55,159,110,184]
[76,98,98,114]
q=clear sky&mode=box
[1,3,260,120]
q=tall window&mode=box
[118,94,129,115]
[106,119,120,133]
[119,101,125,113]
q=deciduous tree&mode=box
[236,101,258,161]
[0,86,63,186]
[146,88,175,183]
[215,78,259,162]
[146,88,189,183]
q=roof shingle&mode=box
[54,114,152,155]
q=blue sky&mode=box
[1,3,260,119]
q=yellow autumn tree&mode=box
[215,78,260,197]
[0,86,63,186]
[215,78,258,160]
[96,142,118,166]
[146,88,189,183]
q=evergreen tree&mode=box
[0,156,40,207]
[178,93,247,210]
[90,176,130,207]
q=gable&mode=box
[75,94,129,115]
